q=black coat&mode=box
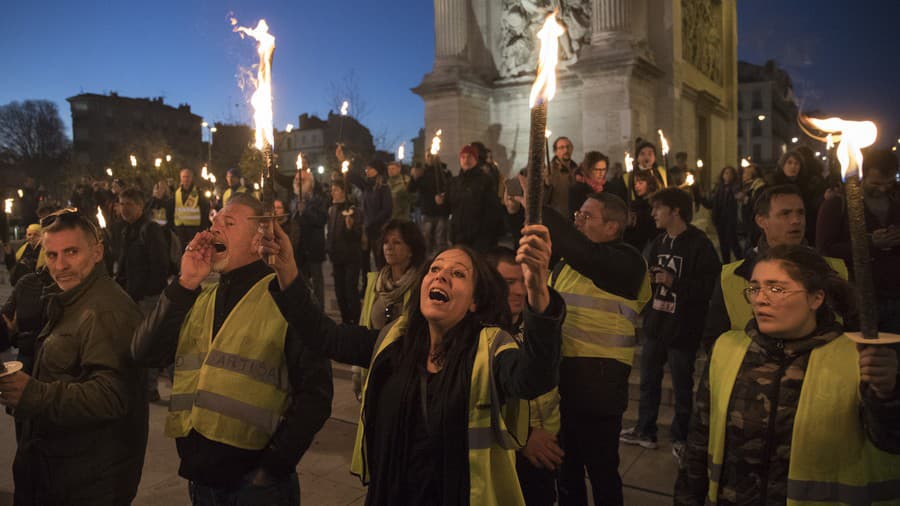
[447,167,502,252]
[290,190,329,263]
[116,214,169,301]
[407,164,451,217]
[326,201,362,265]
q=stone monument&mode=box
[413,0,738,187]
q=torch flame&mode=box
[201,166,208,180]
[397,143,405,161]
[696,159,704,169]
[235,19,275,151]
[209,174,217,184]
[340,101,349,116]
[96,206,106,229]
[826,133,834,150]
[803,116,877,181]
[154,158,162,168]
[430,129,443,156]
[528,12,565,109]
[4,198,13,214]
[624,152,634,173]
[130,154,137,168]
[545,129,552,139]
[686,173,695,186]
[106,168,113,177]
[341,161,350,174]
[296,153,304,171]
[657,129,670,156]
[741,158,750,168]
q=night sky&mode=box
[2,0,898,151]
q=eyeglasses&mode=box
[40,208,101,241]
[742,285,806,304]
[573,211,600,222]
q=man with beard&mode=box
[132,192,332,505]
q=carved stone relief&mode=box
[682,0,722,83]
[498,0,593,79]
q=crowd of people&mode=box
[0,134,898,506]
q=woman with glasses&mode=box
[675,245,900,505]
[569,151,610,217]
[258,220,563,506]
[351,219,427,400]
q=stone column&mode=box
[591,0,632,46]
[434,0,467,64]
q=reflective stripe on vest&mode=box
[350,316,528,506]
[222,186,247,206]
[721,257,848,331]
[150,207,167,226]
[707,331,900,505]
[174,187,201,226]
[550,262,649,365]
[165,273,290,450]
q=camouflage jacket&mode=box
[674,318,900,505]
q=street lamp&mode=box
[791,137,799,143]
[757,114,766,121]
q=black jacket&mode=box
[408,164,451,217]
[268,268,564,506]
[289,189,329,263]
[131,260,333,486]
[326,201,362,265]
[447,167,502,252]
[116,214,169,302]
[643,225,721,350]
[0,268,57,362]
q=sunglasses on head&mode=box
[40,208,102,241]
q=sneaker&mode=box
[619,427,658,449]
[672,440,687,468]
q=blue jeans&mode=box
[189,473,300,506]
[635,337,696,442]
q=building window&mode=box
[752,122,762,137]
[738,93,743,111]
[752,90,762,109]
[73,102,89,112]
[752,144,762,161]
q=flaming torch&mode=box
[525,12,565,225]
[235,18,277,263]
[296,153,304,172]
[801,115,884,341]
[658,129,670,171]
[341,160,350,174]
[96,206,107,229]
[397,143,405,163]
[338,100,349,145]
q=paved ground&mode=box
[0,263,679,505]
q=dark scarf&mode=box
[365,316,480,506]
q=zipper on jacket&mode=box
[759,341,785,505]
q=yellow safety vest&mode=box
[511,323,561,435]
[222,186,247,206]
[707,331,900,505]
[15,243,46,270]
[625,165,669,199]
[350,316,529,506]
[174,187,201,227]
[166,273,290,450]
[721,256,848,331]
[550,262,651,366]
[150,207,168,226]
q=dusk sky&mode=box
[3,0,898,150]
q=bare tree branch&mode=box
[327,70,372,123]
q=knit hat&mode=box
[635,140,657,156]
[459,144,478,159]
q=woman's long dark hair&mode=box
[757,245,857,321]
[398,244,511,371]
